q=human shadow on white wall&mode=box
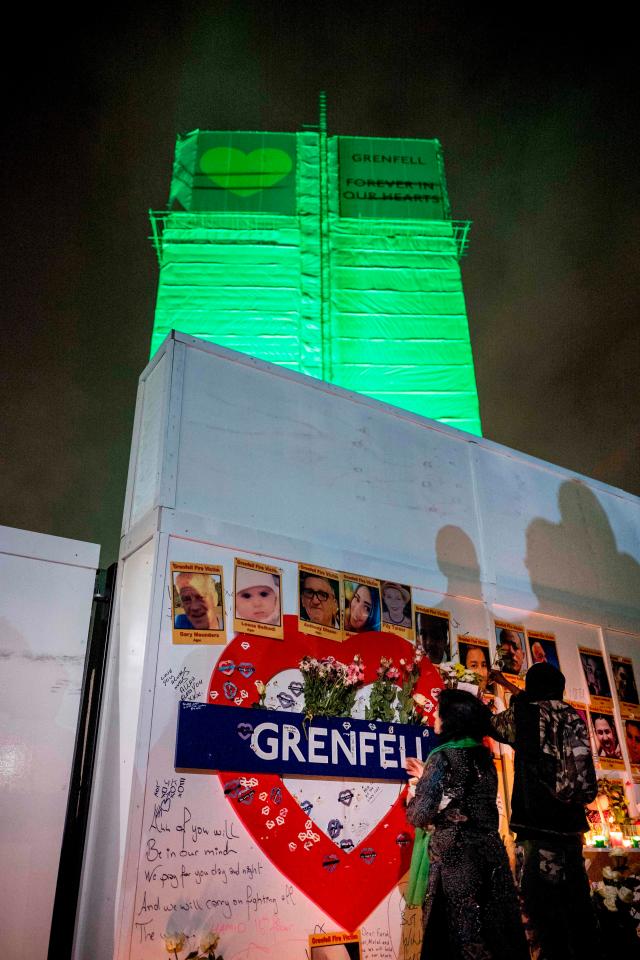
[434,524,484,603]
[525,480,640,630]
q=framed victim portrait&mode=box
[590,710,624,770]
[342,574,381,637]
[456,636,491,691]
[623,714,640,773]
[610,655,639,707]
[579,647,612,709]
[380,580,414,641]
[526,631,560,671]
[298,563,342,640]
[414,607,450,664]
[234,558,284,640]
[493,620,527,677]
[171,562,225,644]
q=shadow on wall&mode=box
[435,524,483,603]
[525,480,640,630]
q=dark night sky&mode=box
[1,4,638,566]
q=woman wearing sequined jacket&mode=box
[405,689,528,960]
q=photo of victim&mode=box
[457,638,491,692]
[343,577,381,634]
[493,623,527,676]
[170,562,225,644]
[591,711,622,760]
[579,649,612,700]
[527,633,560,670]
[625,718,640,765]
[380,581,412,630]
[414,607,450,664]
[173,569,223,631]
[610,656,639,706]
[298,565,341,637]
[233,559,284,639]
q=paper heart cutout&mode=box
[236,722,253,740]
[208,615,442,930]
[199,147,293,197]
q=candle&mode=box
[610,831,623,848]
[593,835,606,848]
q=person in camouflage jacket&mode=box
[491,662,602,960]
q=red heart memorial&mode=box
[205,615,443,930]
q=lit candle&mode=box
[593,835,606,848]
[610,831,623,848]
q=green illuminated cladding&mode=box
[151,129,481,436]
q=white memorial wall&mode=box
[74,332,640,960]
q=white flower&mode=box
[200,931,220,953]
[618,886,634,903]
[413,693,428,707]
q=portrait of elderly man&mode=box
[495,627,526,676]
[299,572,340,629]
[174,571,223,631]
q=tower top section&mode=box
[150,124,479,435]
[168,128,452,224]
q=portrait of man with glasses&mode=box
[298,568,341,631]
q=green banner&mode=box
[338,137,448,220]
[170,130,297,214]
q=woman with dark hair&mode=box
[344,583,381,633]
[404,689,527,960]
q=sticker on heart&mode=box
[199,147,293,197]
[207,615,443,930]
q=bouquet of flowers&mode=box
[396,650,424,725]
[597,777,631,826]
[436,661,483,691]
[299,654,365,718]
[366,656,402,722]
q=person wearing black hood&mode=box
[490,662,601,960]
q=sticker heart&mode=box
[208,615,442,930]
[199,147,293,197]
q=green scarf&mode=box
[405,737,481,907]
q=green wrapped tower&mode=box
[150,120,481,435]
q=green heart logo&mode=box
[199,147,293,197]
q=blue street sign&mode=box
[175,702,437,781]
